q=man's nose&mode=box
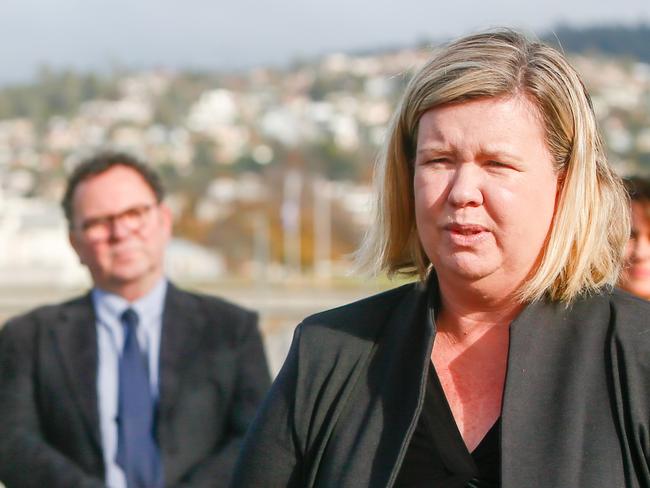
[108,216,134,240]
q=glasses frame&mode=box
[74,203,158,243]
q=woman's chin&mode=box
[437,258,497,282]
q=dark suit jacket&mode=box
[0,283,271,488]
[232,278,650,488]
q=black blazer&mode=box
[0,283,271,488]
[232,278,650,488]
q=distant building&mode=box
[0,196,87,287]
[0,195,226,287]
[165,238,226,283]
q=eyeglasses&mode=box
[76,203,157,242]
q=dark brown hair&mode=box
[624,176,650,203]
[62,151,165,226]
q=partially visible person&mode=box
[0,151,270,488]
[619,176,650,299]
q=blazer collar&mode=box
[157,283,206,421]
[50,293,103,453]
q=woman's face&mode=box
[414,95,559,294]
[619,201,650,299]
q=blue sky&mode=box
[1,0,649,85]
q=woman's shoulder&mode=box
[556,288,650,355]
[609,287,650,312]
[605,288,650,342]
[515,287,650,353]
[533,287,649,325]
[296,281,423,350]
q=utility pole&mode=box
[281,170,302,278]
[313,176,332,281]
[253,211,270,286]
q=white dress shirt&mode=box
[92,279,167,488]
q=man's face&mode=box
[69,165,172,298]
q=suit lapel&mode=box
[50,294,102,452]
[158,284,205,423]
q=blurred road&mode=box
[0,281,391,376]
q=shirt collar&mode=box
[92,278,168,336]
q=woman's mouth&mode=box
[444,223,490,245]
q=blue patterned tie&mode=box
[115,308,162,488]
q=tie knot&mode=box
[121,308,139,329]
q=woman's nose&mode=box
[447,164,484,208]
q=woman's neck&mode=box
[435,279,523,341]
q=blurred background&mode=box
[1,0,649,372]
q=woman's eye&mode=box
[488,160,507,167]
[417,157,448,167]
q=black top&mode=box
[394,365,500,488]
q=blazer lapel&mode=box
[316,278,435,488]
[374,279,435,486]
[157,284,205,424]
[50,294,102,452]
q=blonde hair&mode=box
[357,29,629,302]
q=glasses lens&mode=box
[119,206,147,230]
[83,221,110,242]
[79,204,154,242]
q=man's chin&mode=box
[102,267,154,288]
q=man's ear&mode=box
[159,203,173,238]
[69,231,85,264]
